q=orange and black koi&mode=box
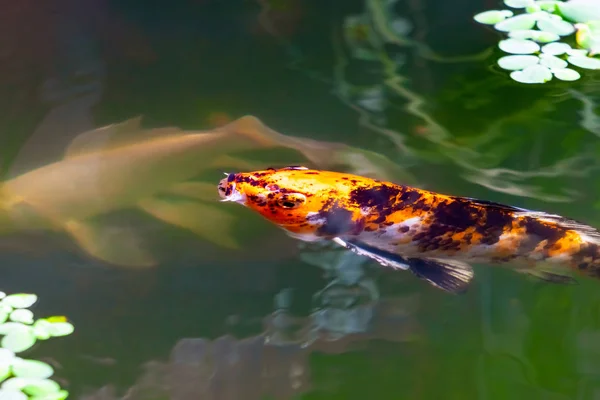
[218,166,600,293]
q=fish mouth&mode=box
[218,174,246,204]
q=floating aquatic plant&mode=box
[0,292,74,399]
[474,0,600,83]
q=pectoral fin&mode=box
[403,257,474,294]
[332,238,474,294]
[138,197,239,249]
[332,237,410,270]
[63,219,156,268]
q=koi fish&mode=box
[0,116,359,268]
[218,166,600,293]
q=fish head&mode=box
[217,166,366,241]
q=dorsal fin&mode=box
[453,196,529,212]
[63,116,185,159]
[214,115,281,147]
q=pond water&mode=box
[1,0,600,399]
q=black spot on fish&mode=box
[432,201,477,231]
[349,185,423,227]
[399,190,422,206]
[373,215,387,224]
[316,206,356,236]
[523,218,563,248]
[424,199,514,248]
[248,195,267,207]
[474,207,513,245]
[463,232,473,244]
[411,199,433,212]
[571,243,600,275]
[350,185,401,208]
[235,175,262,187]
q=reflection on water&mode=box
[1,0,600,399]
[80,251,420,400]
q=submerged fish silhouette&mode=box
[0,117,348,267]
[218,166,600,293]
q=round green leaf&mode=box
[497,55,540,70]
[539,53,568,68]
[0,306,12,316]
[1,330,36,353]
[0,324,29,336]
[1,378,27,391]
[542,42,572,55]
[21,379,61,396]
[526,4,541,13]
[32,324,51,341]
[29,389,69,400]
[567,55,600,69]
[567,48,589,57]
[9,310,33,325]
[2,295,37,310]
[495,14,537,32]
[537,18,576,36]
[0,350,14,381]
[536,1,559,12]
[551,68,581,81]
[46,323,74,338]
[0,294,5,301]
[504,0,533,8]
[0,314,8,325]
[499,38,540,54]
[508,29,559,42]
[474,10,513,24]
[0,350,14,366]
[510,64,553,83]
[11,360,53,379]
[0,389,27,400]
[530,11,562,21]
[557,2,600,23]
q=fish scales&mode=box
[218,166,600,293]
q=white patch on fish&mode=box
[306,211,327,225]
[354,216,425,253]
[220,183,247,204]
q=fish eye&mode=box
[276,193,306,209]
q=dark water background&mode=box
[1,0,600,399]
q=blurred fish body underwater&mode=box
[0,114,409,269]
[0,115,310,267]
